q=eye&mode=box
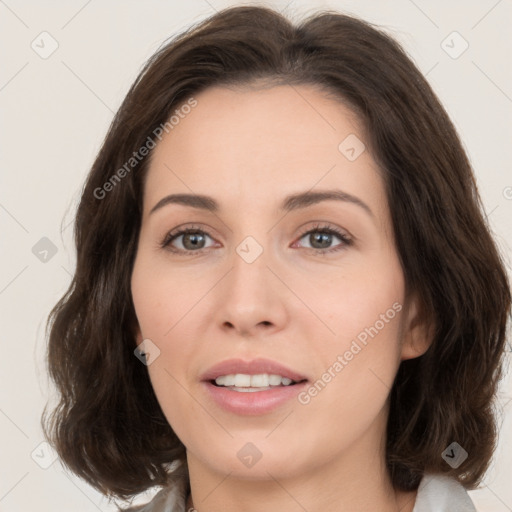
[160,225,216,253]
[160,222,353,256]
[293,223,352,254]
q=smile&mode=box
[213,373,298,389]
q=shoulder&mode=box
[413,473,477,512]
[118,475,189,512]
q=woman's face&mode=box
[131,84,427,481]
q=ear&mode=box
[400,293,434,361]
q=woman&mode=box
[42,5,511,512]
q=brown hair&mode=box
[42,4,511,503]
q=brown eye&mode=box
[301,231,337,250]
[161,228,215,252]
[295,225,352,253]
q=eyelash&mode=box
[160,223,353,257]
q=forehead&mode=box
[143,84,384,216]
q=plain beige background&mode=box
[1,0,511,510]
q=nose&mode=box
[215,244,288,337]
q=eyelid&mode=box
[295,222,351,242]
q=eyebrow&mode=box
[149,189,374,218]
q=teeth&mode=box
[214,373,296,388]
[268,374,281,386]
[234,374,251,387]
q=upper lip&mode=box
[200,358,309,382]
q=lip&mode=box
[199,358,309,382]
[199,358,309,416]
[202,380,309,415]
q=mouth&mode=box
[209,373,308,392]
[200,358,309,415]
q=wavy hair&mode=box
[42,4,511,503]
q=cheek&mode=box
[131,257,201,429]
[131,254,192,340]
[148,356,196,440]
[293,255,404,347]
[295,309,403,452]
[294,256,405,419]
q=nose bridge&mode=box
[229,233,272,300]
[216,231,287,333]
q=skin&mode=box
[130,84,432,512]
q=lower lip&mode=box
[202,381,308,415]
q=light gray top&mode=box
[121,471,477,511]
